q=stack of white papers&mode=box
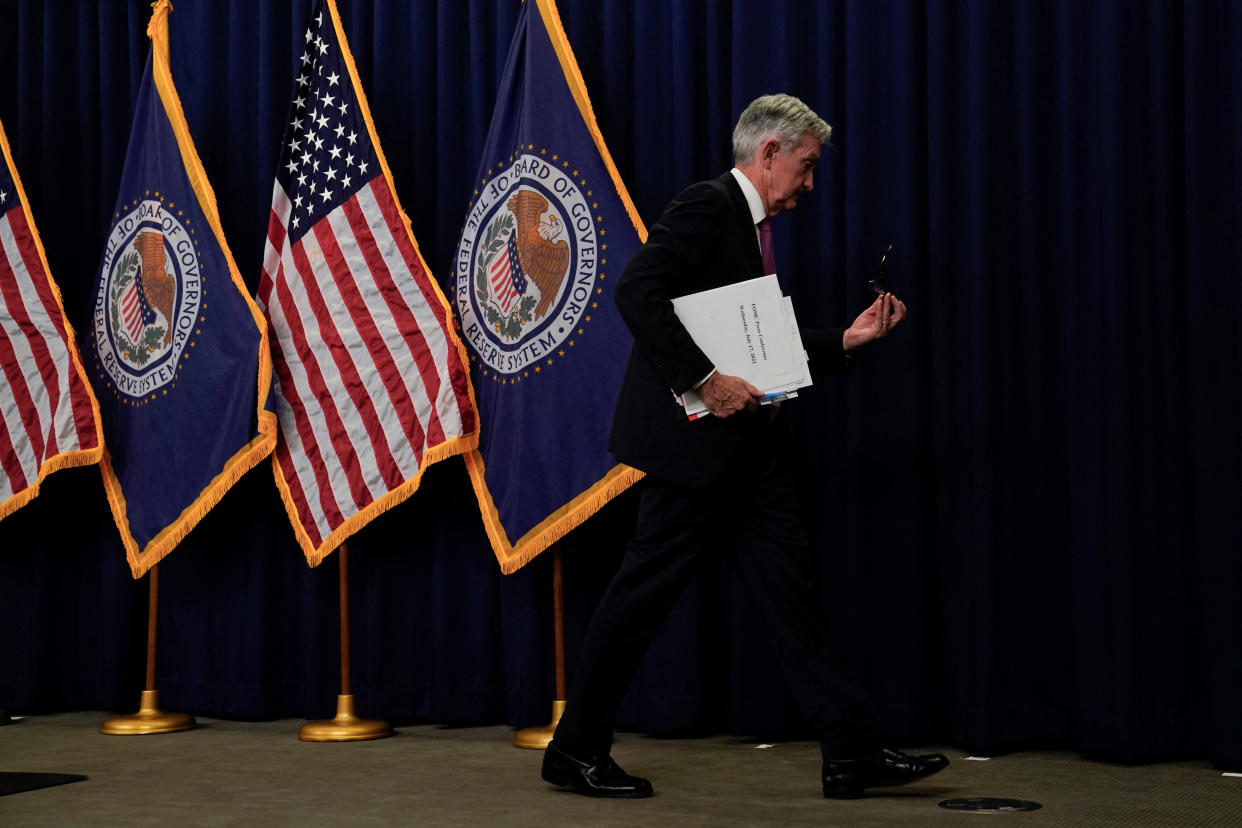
[671,274,811,420]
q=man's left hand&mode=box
[843,293,907,351]
[699,371,763,418]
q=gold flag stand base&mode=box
[100,690,195,735]
[513,699,565,749]
[298,694,392,742]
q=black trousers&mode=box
[554,429,882,760]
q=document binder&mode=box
[671,274,811,419]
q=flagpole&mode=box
[100,564,195,735]
[298,542,392,741]
[514,541,566,748]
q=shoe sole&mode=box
[542,769,653,798]
[823,761,948,799]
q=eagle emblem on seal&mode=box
[477,189,570,341]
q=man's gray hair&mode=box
[732,94,831,164]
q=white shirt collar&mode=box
[730,168,767,226]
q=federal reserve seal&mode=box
[94,198,202,400]
[455,151,600,376]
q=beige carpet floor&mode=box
[2,712,1239,826]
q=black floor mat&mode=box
[0,772,88,797]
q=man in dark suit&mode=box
[541,94,947,800]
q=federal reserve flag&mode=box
[259,0,478,566]
[0,117,103,520]
[87,1,276,577]
[454,0,645,573]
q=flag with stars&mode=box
[0,115,103,522]
[451,0,646,573]
[86,1,277,577]
[259,0,478,566]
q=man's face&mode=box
[760,133,822,216]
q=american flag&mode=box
[489,236,527,316]
[0,118,102,519]
[258,0,477,565]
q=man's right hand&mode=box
[698,371,762,418]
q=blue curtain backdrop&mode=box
[1,0,1239,768]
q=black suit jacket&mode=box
[609,171,852,489]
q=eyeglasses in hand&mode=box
[866,243,898,299]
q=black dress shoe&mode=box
[822,747,949,799]
[541,741,654,798]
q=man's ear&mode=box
[760,138,781,165]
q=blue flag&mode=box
[87,2,276,577]
[452,0,645,573]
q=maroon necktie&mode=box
[758,218,776,276]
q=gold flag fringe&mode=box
[0,448,104,522]
[467,451,645,575]
[107,424,276,578]
[534,0,648,245]
[275,430,481,568]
